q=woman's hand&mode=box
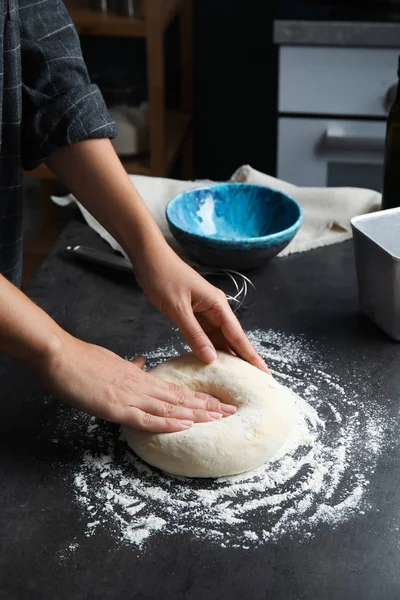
[136,247,270,373]
[45,139,269,376]
[38,332,236,433]
[1,272,236,433]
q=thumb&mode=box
[129,356,146,369]
[177,310,217,364]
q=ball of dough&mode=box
[123,352,303,478]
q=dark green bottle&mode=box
[382,57,400,210]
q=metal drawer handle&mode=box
[322,128,385,153]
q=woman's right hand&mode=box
[38,332,236,432]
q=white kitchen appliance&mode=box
[277,46,399,191]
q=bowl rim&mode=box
[165,182,303,247]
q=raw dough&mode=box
[123,351,304,478]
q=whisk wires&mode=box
[197,268,256,313]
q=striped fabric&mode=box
[0,0,116,287]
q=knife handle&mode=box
[65,245,134,274]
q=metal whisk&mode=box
[64,245,256,313]
[198,268,256,313]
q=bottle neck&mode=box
[395,58,400,101]
[395,82,400,102]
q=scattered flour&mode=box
[58,541,80,562]
[58,329,390,550]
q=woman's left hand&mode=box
[45,140,268,373]
[136,246,270,373]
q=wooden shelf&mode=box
[24,111,191,181]
[68,5,145,38]
[24,1,195,181]
[66,0,182,38]
[163,0,181,30]
[21,0,193,284]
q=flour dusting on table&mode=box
[64,330,389,550]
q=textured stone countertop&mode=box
[274,20,400,47]
[3,220,400,599]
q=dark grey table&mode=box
[1,220,400,600]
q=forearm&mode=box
[43,140,267,373]
[0,274,63,369]
[45,139,171,273]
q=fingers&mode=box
[207,302,270,374]
[134,396,224,423]
[121,406,194,433]
[196,293,270,374]
[145,373,237,415]
[129,356,146,369]
[115,369,237,433]
[175,310,217,364]
[194,390,236,414]
[205,330,237,356]
[221,316,271,374]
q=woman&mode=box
[0,0,268,433]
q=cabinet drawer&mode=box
[278,46,400,117]
[277,117,385,187]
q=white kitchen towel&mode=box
[52,167,381,260]
[52,174,212,258]
[231,165,381,256]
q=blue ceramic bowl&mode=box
[166,183,303,270]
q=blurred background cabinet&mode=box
[27,0,194,180]
[22,0,277,285]
[22,0,197,285]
